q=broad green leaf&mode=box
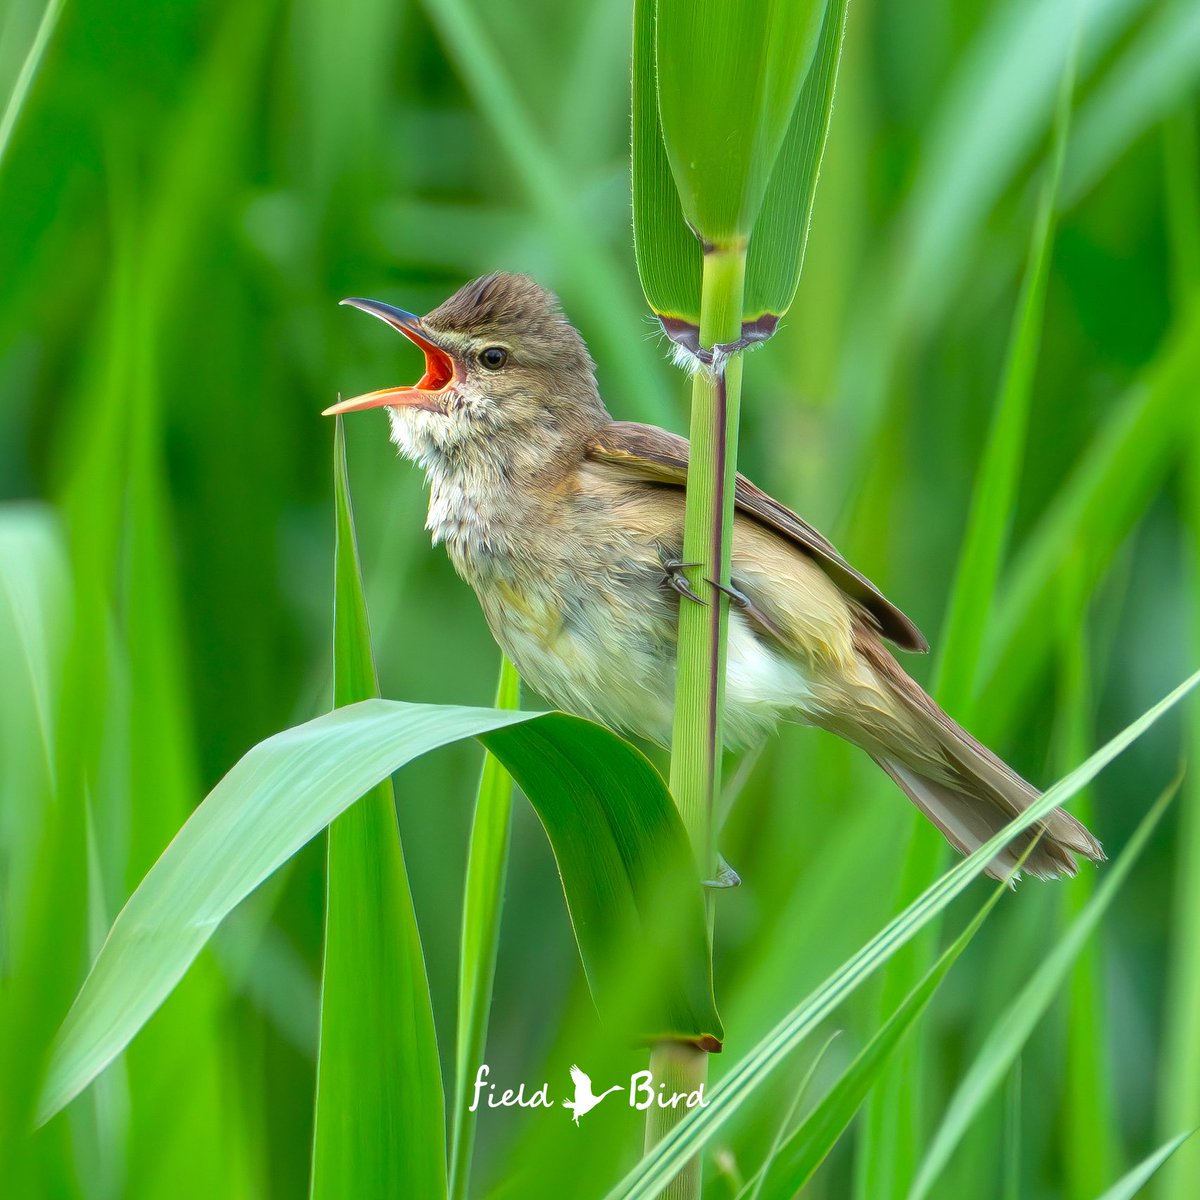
[655,0,826,247]
[310,421,446,1200]
[1095,1131,1196,1200]
[907,784,1175,1200]
[39,702,721,1122]
[757,870,1013,1198]
[449,655,520,1200]
[633,0,847,349]
[603,668,1200,1200]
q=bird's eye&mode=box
[479,346,507,370]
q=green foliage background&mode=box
[1,0,1198,1197]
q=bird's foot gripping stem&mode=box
[702,856,741,890]
[664,559,706,605]
[705,578,751,610]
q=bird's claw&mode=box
[664,559,706,606]
[703,856,742,890]
[705,578,752,610]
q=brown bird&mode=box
[326,272,1103,880]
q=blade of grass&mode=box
[449,655,520,1200]
[736,1030,840,1200]
[0,505,82,1193]
[309,421,446,1199]
[0,0,63,170]
[1054,557,1121,1197]
[1156,102,1200,1200]
[1095,1131,1195,1200]
[907,782,1177,1200]
[757,866,1014,1199]
[603,668,1200,1200]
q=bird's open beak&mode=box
[323,298,456,416]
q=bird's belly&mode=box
[476,568,811,749]
[478,571,678,743]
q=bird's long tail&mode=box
[830,633,1105,881]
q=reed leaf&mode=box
[655,0,826,249]
[633,0,847,350]
[39,701,721,1123]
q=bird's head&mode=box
[326,272,608,467]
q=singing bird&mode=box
[326,272,1103,880]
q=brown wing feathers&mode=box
[586,421,929,653]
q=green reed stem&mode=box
[647,244,746,1199]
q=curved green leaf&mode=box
[39,700,721,1123]
[309,421,446,1199]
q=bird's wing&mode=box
[569,1065,587,1088]
[586,421,929,653]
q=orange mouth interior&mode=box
[411,332,454,392]
[323,324,455,416]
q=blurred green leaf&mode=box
[309,421,446,1200]
[0,0,62,170]
[1064,0,1200,206]
[40,702,721,1122]
[419,0,674,423]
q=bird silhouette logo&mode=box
[562,1065,622,1124]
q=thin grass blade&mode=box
[449,655,520,1200]
[1095,1131,1195,1200]
[906,783,1177,1200]
[758,869,1014,1198]
[309,420,446,1199]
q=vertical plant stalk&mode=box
[449,656,520,1200]
[647,245,747,1197]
